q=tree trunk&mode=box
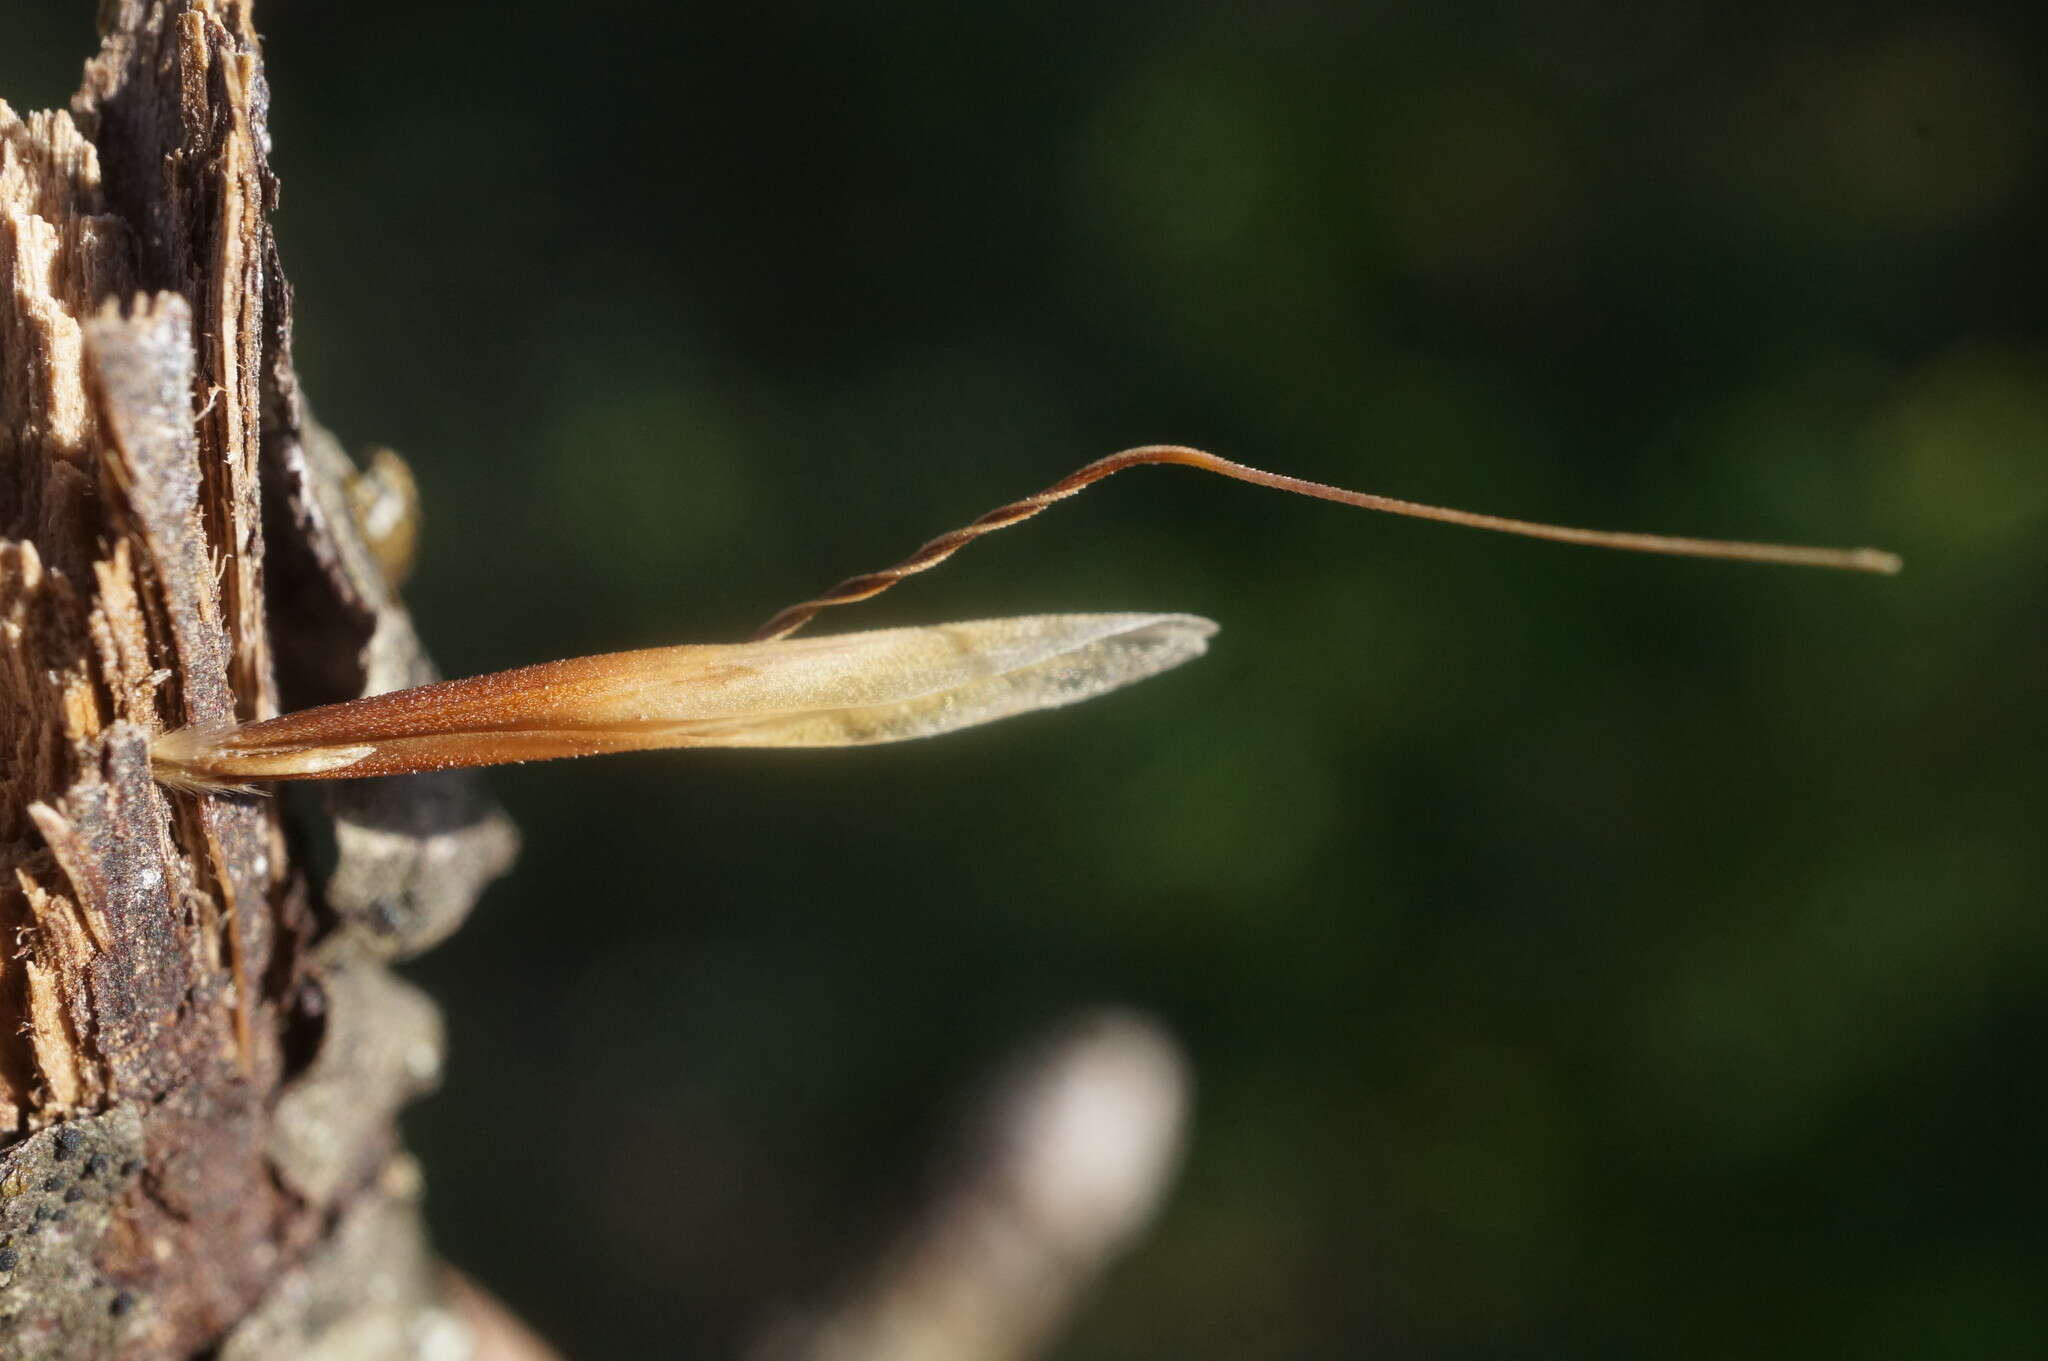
[1,4,517,1356]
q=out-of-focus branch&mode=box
[753,1010,1191,1361]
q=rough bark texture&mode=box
[1,4,516,1357]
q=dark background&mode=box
[9,3,2047,1357]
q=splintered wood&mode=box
[0,5,508,1357]
[2,75,145,1142]
[2,48,296,1345]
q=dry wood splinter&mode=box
[151,444,1900,792]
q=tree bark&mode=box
[1,4,516,1357]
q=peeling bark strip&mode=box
[2,4,514,1358]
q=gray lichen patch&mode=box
[269,950,445,1208]
[216,1156,467,1361]
[0,1106,145,1354]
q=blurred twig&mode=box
[752,1010,1191,1361]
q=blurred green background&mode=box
[10,3,2048,1357]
